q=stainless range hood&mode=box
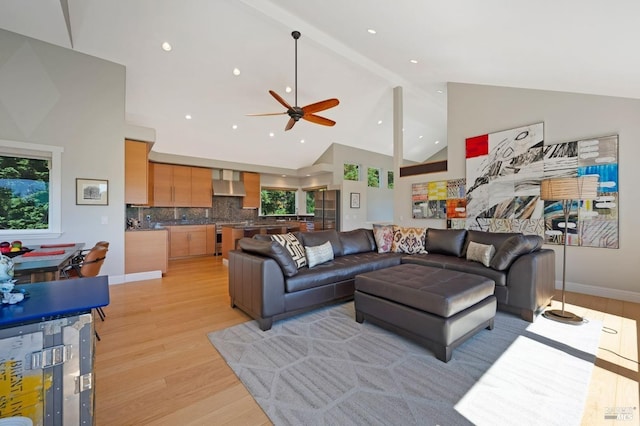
[212,169,246,197]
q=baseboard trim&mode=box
[560,280,640,304]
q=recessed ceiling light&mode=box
[418,135,423,139]
[269,132,275,138]
[285,86,292,93]
[367,29,377,34]
[232,68,241,76]
[436,89,444,94]
[435,140,440,144]
[161,42,172,52]
[185,114,192,120]
[300,139,305,144]
[232,124,238,130]
[306,174,311,177]
[410,59,418,64]
[377,120,383,125]
[282,174,287,177]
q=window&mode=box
[0,140,62,237]
[367,167,380,188]
[388,171,394,189]
[260,188,296,215]
[343,163,360,181]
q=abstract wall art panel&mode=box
[464,124,618,249]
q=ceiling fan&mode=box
[248,31,339,131]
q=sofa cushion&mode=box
[466,241,495,267]
[464,230,519,256]
[392,226,427,254]
[285,252,403,293]
[490,234,543,271]
[238,238,298,277]
[402,253,507,287]
[270,233,307,269]
[372,224,394,253]
[425,228,467,257]
[305,241,334,268]
[299,229,344,257]
[340,228,376,255]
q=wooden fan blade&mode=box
[303,114,336,127]
[269,90,292,110]
[285,117,297,131]
[302,98,339,114]
[246,112,287,116]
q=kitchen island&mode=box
[221,222,301,260]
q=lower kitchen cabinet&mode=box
[125,229,168,274]
[168,225,208,258]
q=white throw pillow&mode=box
[466,241,495,267]
[305,241,334,268]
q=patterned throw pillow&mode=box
[305,241,334,268]
[392,226,427,254]
[466,241,495,267]
[270,233,307,268]
[372,224,395,253]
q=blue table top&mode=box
[0,276,110,328]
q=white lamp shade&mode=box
[540,176,599,201]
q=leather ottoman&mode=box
[354,263,497,362]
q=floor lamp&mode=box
[539,176,599,325]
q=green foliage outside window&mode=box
[261,189,296,215]
[306,191,315,214]
[343,163,359,181]
[0,156,49,230]
[367,168,380,188]
[388,171,394,189]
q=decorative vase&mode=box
[0,254,15,283]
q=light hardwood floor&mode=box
[94,256,639,425]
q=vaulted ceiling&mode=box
[2,0,639,171]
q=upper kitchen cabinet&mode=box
[150,163,212,207]
[241,172,260,209]
[191,166,213,207]
[125,139,150,204]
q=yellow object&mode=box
[10,247,20,252]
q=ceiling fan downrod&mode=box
[292,31,300,107]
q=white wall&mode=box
[0,29,126,282]
[395,82,640,301]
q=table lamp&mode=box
[540,175,599,324]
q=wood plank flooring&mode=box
[94,256,639,425]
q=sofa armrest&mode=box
[229,249,286,320]
[505,248,555,312]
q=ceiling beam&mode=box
[59,0,73,48]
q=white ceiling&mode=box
[2,0,640,172]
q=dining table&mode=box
[11,242,85,283]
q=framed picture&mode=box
[350,192,360,209]
[76,178,109,205]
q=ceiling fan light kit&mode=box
[248,31,339,131]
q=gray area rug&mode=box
[208,302,601,426]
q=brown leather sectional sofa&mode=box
[228,228,555,330]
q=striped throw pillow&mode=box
[270,233,307,269]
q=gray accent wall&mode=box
[397,82,639,300]
[0,29,126,280]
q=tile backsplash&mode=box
[126,197,258,226]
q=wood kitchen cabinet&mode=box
[125,139,150,204]
[125,229,168,274]
[168,225,208,258]
[205,224,216,255]
[191,166,213,207]
[150,163,212,207]
[242,172,260,209]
